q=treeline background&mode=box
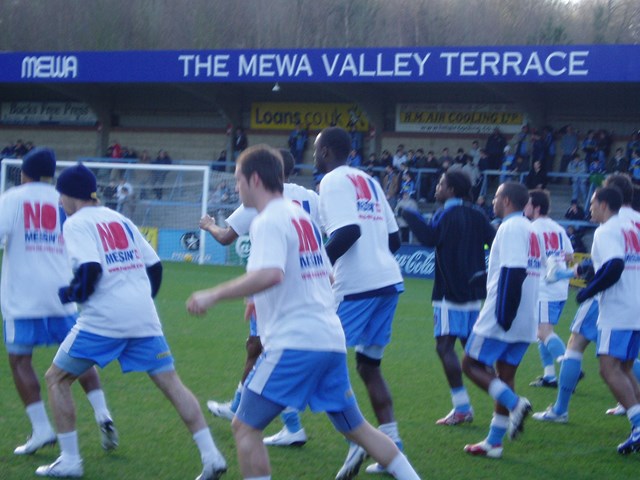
[1,0,638,51]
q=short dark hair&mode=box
[318,127,351,162]
[279,148,296,179]
[529,189,550,215]
[500,181,529,210]
[444,170,472,200]
[237,145,284,194]
[604,173,633,205]
[595,186,622,213]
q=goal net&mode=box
[1,158,244,265]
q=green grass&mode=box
[1,262,639,479]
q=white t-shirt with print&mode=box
[532,217,573,301]
[226,182,320,236]
[591,214,640,330]
[62,206,163,338]
[319,166,402,298]
[0,183,76,320]
[247,198,345,353]
[473,214,541,343]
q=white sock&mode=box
[378,422,400,444]
[58,431,80,459]
[386,453,420,480]
[86,389,111,423]
[26,401,53,435]
[193,428,219,464]
[543,365,556,378]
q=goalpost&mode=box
[0,158,243,266]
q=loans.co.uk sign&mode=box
[1,46,638,83]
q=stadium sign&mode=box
[395,244,490,280]
[0,46,638,83]
[1,101,97,126]
[251,102,369,131]
[396,103,525,135]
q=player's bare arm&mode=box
[186,268,283,315]
[198,214,239,246]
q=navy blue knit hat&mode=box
[21,147,56,181]
[56,163,98,200]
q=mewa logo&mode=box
[21,55,78,79]
[346,174,378,202]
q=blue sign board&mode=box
[1,45,638,83]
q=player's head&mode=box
[279,148,296,180]
[525,189,550,219]
[493,181,528,219]
[590,186,622,222]
[56,163,99,215]
[435,170,472,203]
[314,126,351,173]
[21,147,56,183]
[235,145,284,207]
[603,173,633,206]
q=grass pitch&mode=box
[1,262,639,479]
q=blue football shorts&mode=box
[538,300,566,325]
[337,289,401,358]
[596,328,640,362]
[4,315,77,355]
[238,348,359,430]
[433,302,479,339]
[570,298,598,343]
[465,332,530,367]
[53,326,175,376]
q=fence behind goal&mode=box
[0,158,245,265]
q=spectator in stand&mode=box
[485,128,507,170]
[453,148,468,169]
[346,149,362,168]
[559,125,579,179]
[395,191,418,243]
[232,126,248,162]
[565,199,586,221]
[510,155,529,180]
[477,148,491,197]
[405,149,416,169]
[530,130,545,167]
[439,147,453,167]
[288,121,308,168]
[500,146,515,183]
[542,126,556,174]
[383,164,401,209]
[380,149,393,168]
[514,124,531,163]
[586,156,606,204]
[581,130,597,164]
[566,225,587,254]
[2,140,16,158]
[392,145,407,169]
[151,149,172,199]
[349,123,363,156]
[567,153,587,204]
[211,149,227,172]
[629,149,640,185]
[626,130,640,161]
[399,170,416,199]
[606,147,629,174]
[109,140,122,159]
[525,160,548,190]
[469,140,481,166]
[413,148,426,169]
[462,154,481,199]
[13,139,29,158]
[424,150,441,202]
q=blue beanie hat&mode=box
[21,147,56,181]
[56,163,98,200]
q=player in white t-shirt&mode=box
[187,145,420,480]
[574,186,640,454]
[0,148,116,458]
[314,127,406,476]
[35,164,226,480]
[200,149,316,446]
[461,182,539,459]
[524,189,573,388]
